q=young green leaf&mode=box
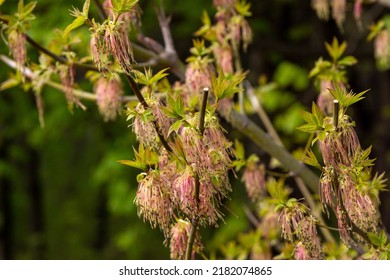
[64,15,86,37]
[368,230,388,248]
[118,144,158,171]
[301,149,322,170]
[235,0,252,17]
[338,56,358,66]
[147,68,169,85]
[112,0,139,16]
[234,139,245,161]
[117,159,147,170]
[82,0,90,16]
[168,119,184,136]
[297,103,324,133]
[329,87,368,108]
[325,38,346,61]
[267,178,287,204]
[161,92,185,119]
[211,71,245,100]
[367,21,384,42]
[19,1,37,20]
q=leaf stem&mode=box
[333,99,339,129]
[198,87,209,135]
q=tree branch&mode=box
[218,106,320,193]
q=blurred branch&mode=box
[377,0,390,8]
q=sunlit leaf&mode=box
[82,0,90,16]
[301,149,322,170]
[64,15,86,37]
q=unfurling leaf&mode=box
[211,71,245,100]
[118,144,158,171]
[82,0,90,16]
[297,102,324,133]
[368,231,388,248]
[301,149,322,170]
[112,0,139,15]
[267,178,288,205]
[64,15,86,37]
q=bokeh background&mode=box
[1,0,390,259]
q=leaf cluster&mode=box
[211,71,245,101]
[118,144,158,171]
[64,0,90,37]
[0,0,37,31]
[111,0,139,16]
[309,38,357,84]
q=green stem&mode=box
[198,87,209,135]
[333,99,339,129]
[25,35,99,72]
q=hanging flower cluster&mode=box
[299,86,386,247]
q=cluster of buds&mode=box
[134,169,174,237]
[279,204,324,259]
[213,0,252,52]
[90,20,134,74]
[176,116,233,225]
[169,220,203,260]
[213,44,234,74]
[94,74,123,121]
[318,80,345,115]
[242,159,266,202]
[185,52,213,95]
[130,103,159,148]
[102,0,141,33]
[128,85,234,258]
[57,63,84,110]
[317,95,382,246]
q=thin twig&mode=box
[198,87,209,135]
[0,55,165,103]
[155,0,176,54]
